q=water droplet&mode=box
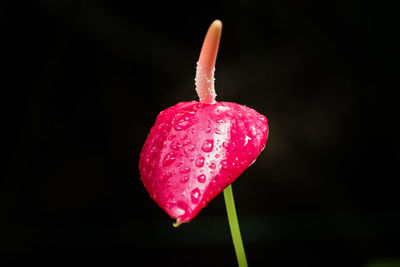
[180,147,189,157]
[183,139,191,145]
[180,167,190,173]
[221,160,228,170]
[201,139,214,153]
[250,126,257,137]
[166,199,177,208]
[174,114,196,131]
[215,154,220,158]
[244,135,252,146]
[173,204,186,216]
[146,146,158,163]
[195,156,205,167]
[168,134,176,140]
[217,119,225,123]
[205,127,211,133]
[150,159,158,168]
[191,188,201,204]
[180,176,189,183]
[159,172,172,182]
[170,141,182,150]
[188,144,195,151]
[163,152,176,166]
[209,162,216,169]
[223,142,229,149]
[214,128,221,134]
[197,174,206,183]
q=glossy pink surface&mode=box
[139,101,268,223]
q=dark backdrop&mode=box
[2,1,398,266]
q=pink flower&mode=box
[139,20,269,226]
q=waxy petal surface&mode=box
[139,101,268,223]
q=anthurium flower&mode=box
[139,20,269,226]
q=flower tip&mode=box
[212,19,222,30]
[173,219,183,228]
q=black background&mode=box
[2,1,398,266]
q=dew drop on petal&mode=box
[244,135,252,146]
[250,125,257,137]
[197,174,206,183]
[176,160,184,167]
[191,188,201,204]
[195,156,205,168]
[201,139,214,153]
[180,167,190,173]
[166,198,177,208]
[168,134,177,140]
[150,160,158,168]
[173,202,187,216]
[174,115,196,131]
[170,141,182,150]
[180,147,189,157]
[180,176,189,183]
[159,172,172,182]
[163,152,176,166]
[221,160,228,170]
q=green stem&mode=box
[223,184,248,267]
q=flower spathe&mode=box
[139,101,268,224]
